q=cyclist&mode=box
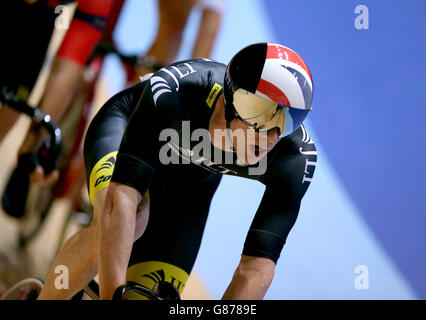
[3,0,225,190]
[1,0,114,184]
[0,0,59,142]
[38,42,317,300]
[16,0,115,185]
[1,0,115,217]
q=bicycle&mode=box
[0,277,181,300]
[0,86,65,249]
[0,42,150,247]
[0,43,163,295]
[0,89,63,291]
[0,87,62,174]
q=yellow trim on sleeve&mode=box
[206,83,222,108]
[89,151,117,205]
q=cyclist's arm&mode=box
[97,83,156,299]
[98,181,141,300]
[222,255,275,300]
[224,149,317,299]
[99,75,183,299]
[111,73,183,196]
[92,81,151,299]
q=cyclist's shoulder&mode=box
[102,81,148,115]
[273,125,317,158]
[169,58,226,72]
[261,125,317,181]
[156,58,226,89]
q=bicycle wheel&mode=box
[0,277,44,300]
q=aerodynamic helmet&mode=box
[223,42,314,138]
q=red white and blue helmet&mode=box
[224,42,314,138]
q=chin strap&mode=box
[225,120,235,152]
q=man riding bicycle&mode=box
[38,42,317,300]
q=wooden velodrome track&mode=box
[0,19,210,300]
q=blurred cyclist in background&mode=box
[1,0,226,215]
[0,0,115,184]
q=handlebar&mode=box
[0,87,62,173]
[92,42,164,75]
[112,281,164,300]
[112,281,181,300]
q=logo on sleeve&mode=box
[206,83,222,108]
[95,156,115,173]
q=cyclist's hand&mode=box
[29,165,59,186]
